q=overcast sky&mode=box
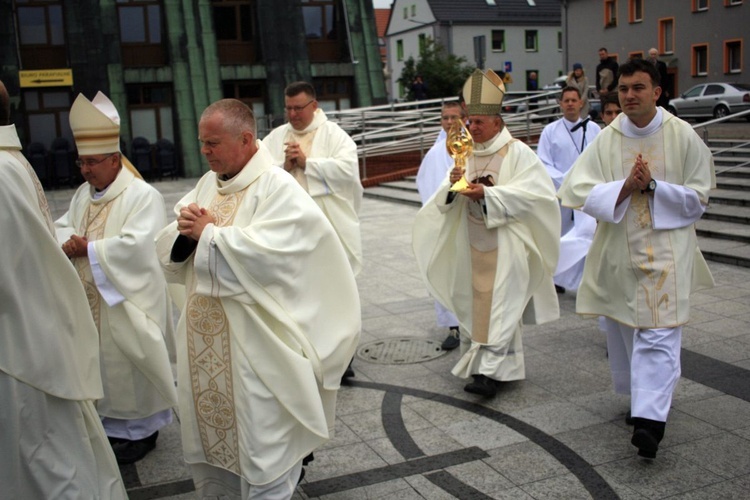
[372,0,393,8]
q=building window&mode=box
[411,4,416,16]
[118,0,166,67]
[491,30,505,52]
[23,89,73,148]
[692,44,709,76]
[604,0,617,27]
[418,34,427,55]
[223,81,265,120]
[397,39,404,61]
[629,0,643,22]
[724,39,742,73]
[629,51,644,59]
[403,7,407,18]
[302,0,342,62]
[692,0,709,11]
[126,84,174,143]
[725,0,742,5]
[313,77,352,110]
[213,0,257,65]
[659,18,675,54]
[558,31,563,51]
[525,30,538,52]
[15,0,67,69]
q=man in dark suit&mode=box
[648,48,670,108]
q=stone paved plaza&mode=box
[46,179,750,499]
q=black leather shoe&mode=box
[631,418,665,459]
[554,285,566,294]
[341,360,355,381]
[112,431,158,465]
[463,375,499,397]
[441,327,460,351]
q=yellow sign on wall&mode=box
[19,69,73,88]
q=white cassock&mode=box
[263,108,363,276]
[0,124,127,499]
[558,109,716,421]
[413,127,560,381]
[537,117,601,289]
[415,131,459,328]
[55,167,177,436]
[155,141,361,489]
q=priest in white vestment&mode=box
[156,99,360,499]
[0,80,127,499]
[262,81,363,277]
[537,86,600,291]
[415,101,466,351]
[413,69,560,397]
[55,92,177,464]
[558,58,715,459]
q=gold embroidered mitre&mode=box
[463,69,506,115]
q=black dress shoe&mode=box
[441,327,460,351]
[625,411,634,425]
[554,285,566,294]
[112,431,159,465]
[463,375,499,397]
[631,418,665,459]
[341,360,355,381]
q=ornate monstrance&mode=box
[446,118,474,192]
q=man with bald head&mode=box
[156,99,360,498]
[647,48,670,108]
[413,69,560,397]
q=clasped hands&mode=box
[62,235,88,259]
[177,203,215,241]
[450,166,485,201]
[624,154,653,194]
[283,141,307,172]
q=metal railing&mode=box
[693,109,750,174]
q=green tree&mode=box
[397,38,475,101]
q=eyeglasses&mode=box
[76,153,117,169]
[284,100,315,113]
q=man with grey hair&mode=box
[156,99,360,498]
[647,48,669,108]
[0,79,127,498]
[413,69,560,397]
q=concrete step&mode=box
[380,180,419,192]
[697,236,750,268]
[364,186,421,207]
[696,218,750,244]
[703,203,750,225]
[716,177,750,191]
[709,189,750,206]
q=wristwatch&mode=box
[644,179,657,193]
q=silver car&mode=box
[667,82,750,120]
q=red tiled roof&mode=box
[374,9,391,38]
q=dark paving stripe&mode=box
[127,478,195,500]
[383,391,425,459]
[682,349,750,401]
[301,446,489,497]
[424,471,496,500]
[119,463,141,489]
[347,380,620,500]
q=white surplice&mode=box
[263,109,363,276]
[0,124,126,499]
[156,141,360,487]
[413,127,560,381]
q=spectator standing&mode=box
[647,48,670,108]
[566,63,591,118]
[596,47,619,98]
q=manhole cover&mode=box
[356,337,448,364]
